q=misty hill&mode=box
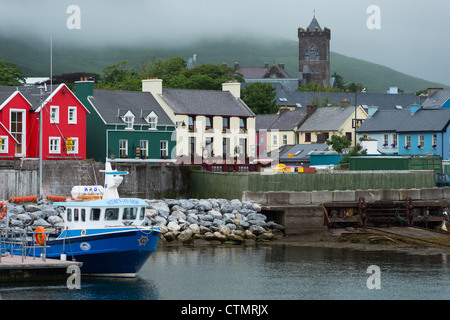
[0,36,446,93]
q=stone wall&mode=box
[0,160,197,200]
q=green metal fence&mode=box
[190,170,437,200]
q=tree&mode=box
[326,135,351,160]
[0,60,25,86]
[100,61,141,91]
[241,82,278,115]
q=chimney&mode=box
[142,78,163,95]
[75,78,94,98]
[368,105,378,117]
[427,87,443,98]
[222,81,241,99]
[234,62,240,70]
[306,104,318,116]
[278,63,285,69]
[410,102,421,115]
[340,98,350,107]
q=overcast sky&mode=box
[1,0,449,85]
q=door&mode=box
[10,110,26,156]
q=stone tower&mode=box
[298,15,331,87]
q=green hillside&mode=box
[0,36,446,93]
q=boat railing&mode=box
[0,226,49,263]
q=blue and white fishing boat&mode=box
[2,162,161,278]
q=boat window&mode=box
[123,207,137,220]
[81,209,86,222]
[67,208,72,222]
[105,208,119,221]
[74,209,79,221]
[91,208,101,221]
[140,207,145,220]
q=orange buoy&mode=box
[0,201,6,219]
[35,226,46,246]
[8,196,37,204]
[46,195,70,202]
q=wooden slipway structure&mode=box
[323,198,447,227]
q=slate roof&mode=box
[357,107,450,133]
[272,89,421,110]
[0,84,60,110]
[297,106,355,132]
[308,17,322,31]
[88,89,174,126]
[255,109,308,131]
[422,90,450,108]
[235,65,291,79]
[160,88,254,117]
[269,143,329,161]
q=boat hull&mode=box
[4,227,161,278]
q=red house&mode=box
[0,83,89,160]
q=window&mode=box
[68,107,77,124]
[405,135,411,149]
[90,208,101,221]
[140,207,145,220]
[74,209,79,221]
[383,134,389,147]
[105,208,119,220]
[189,137,196,155]
[123,207,137,220]
[67,208,72,222]
[205,116,213,130]
[140,140,148,157]
[50,106,59,123]
[273,135,278,146]
[49,137,61,154]
[124,116,134,129]
[81,209,86,222]
[240,118,247,131]
[66,137,79,154]
[305,44,320,61]
[392,134,398,148]
[148,117,157,129]
[418,135,424,148]
[188,116,195,132]
[223,117,230,131]
[119,140,128,157]
[0,136,8,153]
[305,132,311,143]
[346,132,352,142]
[160,140,168,158]
[282,135,288,145]
[432,134,437,148]
[10,110,25,155]
[205,137,213,155]
[223,138,230,156]
[239,138,247,155]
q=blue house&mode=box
[422,89,450,108]
[357,104,450,160]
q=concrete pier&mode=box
[0,254,82,283]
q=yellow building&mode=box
[142,79,255,159]
[296,105,368,144]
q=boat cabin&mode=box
[56,198,148,229]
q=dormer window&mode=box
[145,111,158,130]
[122,110,135,130]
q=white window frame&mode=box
[140,140,148,157]
[148,117,157,130]
[160,140,168,158]
[50,106,59,124]
[418,134,424,148]
[10,109,26,156]
[383,134,389,148]
[392,133,398,148]
[68,107,77,124]
[124,116,134,129]
[283,134,288,146]
[66,137,79,154]
[273,134,278,146]
[0,136,8,153]
[49,137,61,154]
[119,140,128,157]
[432,134,437,147]
[405,135,411,149]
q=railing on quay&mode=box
[0,226,48,263]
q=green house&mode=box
[75,80,175,163]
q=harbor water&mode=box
[0,244,448,300]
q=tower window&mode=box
[305,44,320,61]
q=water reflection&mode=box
[1,245,448,300]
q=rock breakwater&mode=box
[0,198,285,245]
